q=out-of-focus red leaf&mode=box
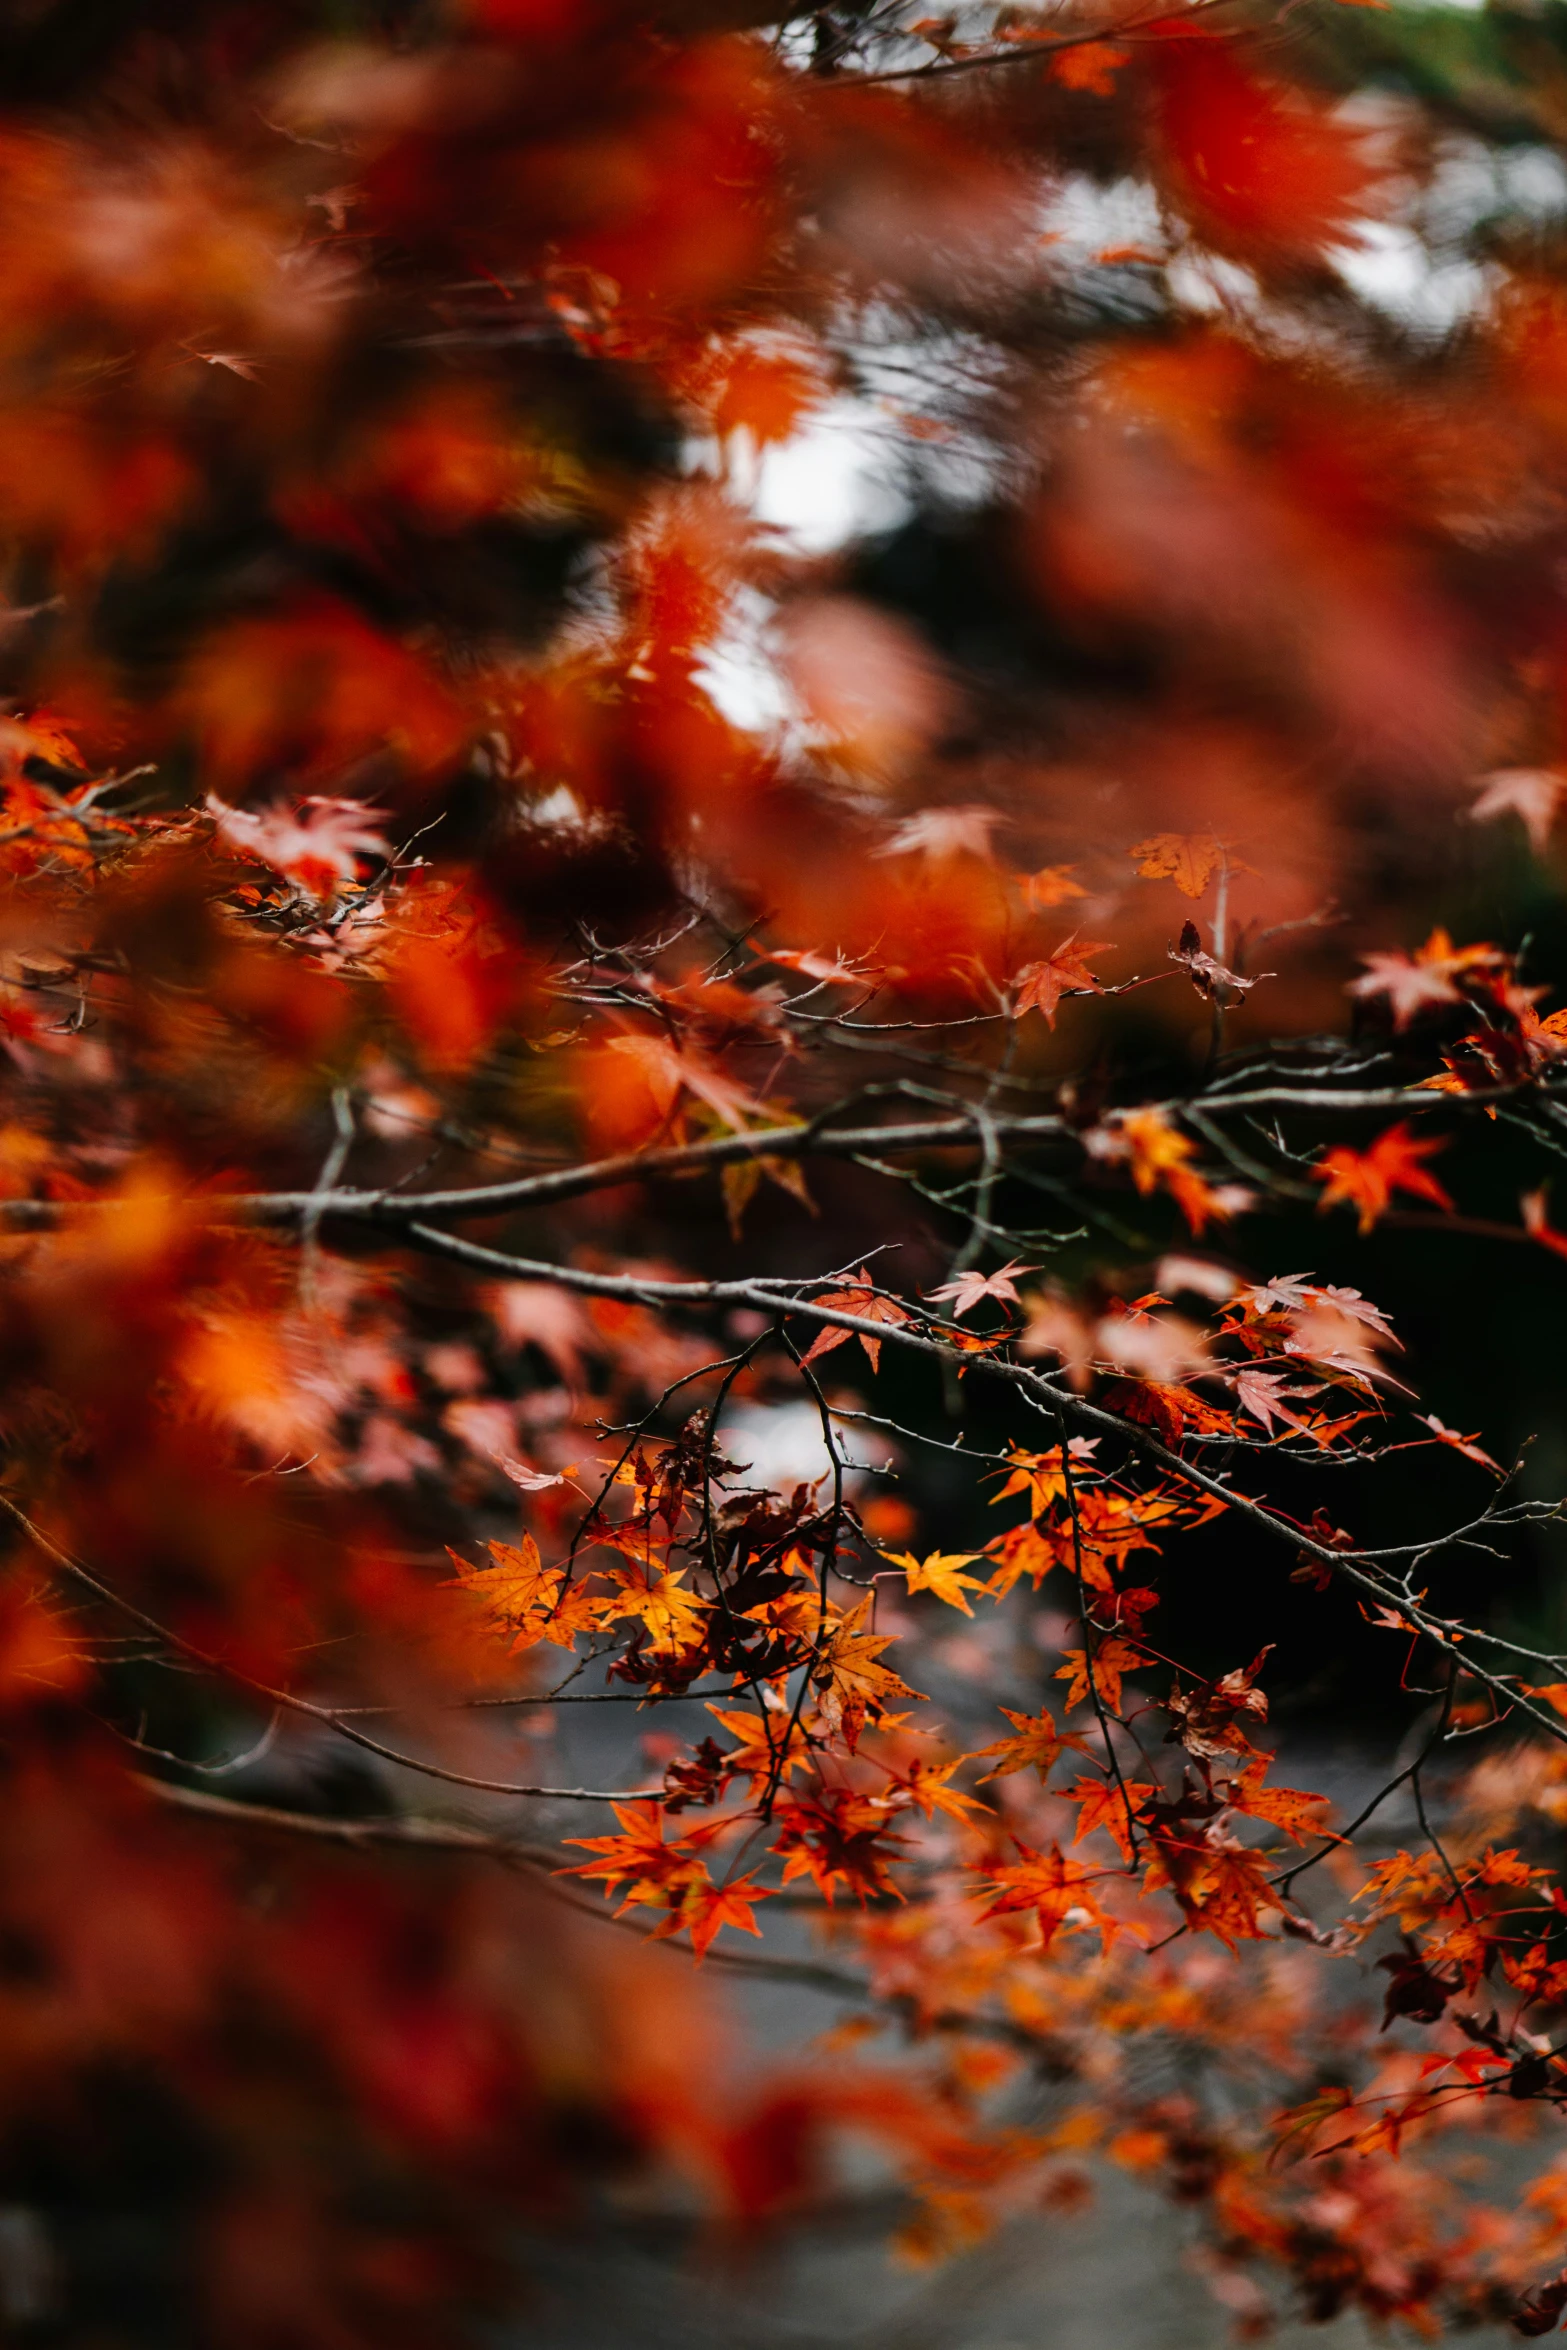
[1152,44,1387,267]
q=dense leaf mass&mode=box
[7,0,1567,2341]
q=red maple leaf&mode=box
[206,793,388,898]
[797,1271,912,1373]
[1011,936,1114,1027]
[1415,1415,1501,1474]
[1230,1367,1324,1438]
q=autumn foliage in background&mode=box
[14,0,1567,2341]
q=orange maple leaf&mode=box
[563,1803,772,1958]
[447,1537,599,1654]
[891,1756,987,1824]
[1315,1123,1452,1234]
[1103,1108,1231,1236]
[1049,39,1130,95]
[974,1705,1092,1783]
[681,1875,774,1960]
[810,1596,922,1749]
[1063,1773,1155,1863]
[797,1271,912,1374]
[925,1258,1033,1318]
[1152,44,1387,266]
[1016,863,1086,910]
[1269,2086,1356,2167]
[773,1787,909,1903]
[706,337,826,448]
[1111,1378,1235,1447]
[207,792,388,899]
[1222,1760,1331,1845]
[1129,831,1229,899]
[705,1704,810,1795]
[1416,1414,1502,1473]
[983,1517,1068,1598]
[1142,1833,1280,1949]
[1347,928,1490,1029]
[886,1548,988,1615]
[977,1840,1110,1952]
[1055,1635,1144,1716]
[1011,935,1113,1027]
[562,1801,700,1907]
[605,1031,766,1135]
[987,1442,1097,1516]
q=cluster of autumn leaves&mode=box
[431,1270,1567,2307]
[7,704,1567,2327]
[439,1268,1431,1967]
[7,0,1567,2329]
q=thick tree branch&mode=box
[0,1081,1527,1232]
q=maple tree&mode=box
[5,0,1567,2342]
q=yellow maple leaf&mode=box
[886,1548,988,1615]
[451,1534,550,1615]
[706,1704,810,1793]
[600,1563,712,1656]
[1130,831,1227,899]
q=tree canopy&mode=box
[6,0,1567,2339]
